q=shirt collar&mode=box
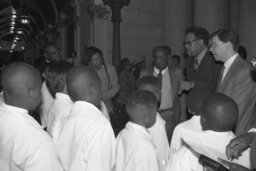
[55,93,73,103]
[154,66,168,75]
[72,101,101,114]
[126,121,151,138]
[195,47,208,64]
[224,53,238,69]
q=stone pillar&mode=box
[238,0,256,60]
[164,0,193,66]
[104,0,130,68]
[193,0,231,34]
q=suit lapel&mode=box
[218,56,240,91]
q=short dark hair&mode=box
[84,46,104,65]
[238,45,247,60]
[152,46,171,56]
[126,90,157,109]
[210,29,239,52]
[172,55,180,62]
[137,76,161,90]
[185,27,210,46]
[45,61,73,97]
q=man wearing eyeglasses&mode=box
[209,29,256,136]
[180,27,222,95]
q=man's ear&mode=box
[29,89,36,101]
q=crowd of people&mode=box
[0,27,256,171]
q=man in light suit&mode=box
[209,28,256,135]
[140,46,186,142]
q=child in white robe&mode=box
[44,62,73,142]
[56,66,116,171]
[138,76,169,170]
[115,90,160,171]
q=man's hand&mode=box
[179,81,195,93]
[218,158,251,171]
[226,132,255,160]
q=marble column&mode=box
[193,0,231,34]
[238,0,256,60]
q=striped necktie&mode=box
[217,66,225,88]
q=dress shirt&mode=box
[0,91,4,104]
[170,115,202,155]
[40,81,54,129]
[148,113,169,171]
[115,122,159,171]
[181,129,251,168]
[56,101,116,171]
[0,103,62,171]
[47,93,73,143]
[221,53,238,83]
[153,67,172,110]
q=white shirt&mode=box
[47,93,73,143]
[166,145,203,171]
[115,122,159,171]
[40,81,54,129]
[0,103,63,171]
[148,113,169,171]
[181,129,251,168]
[170,115,202,155]
[56,101,116,171]
[167,115,203,171]
[153,67,172,110]
[221,53,238,83]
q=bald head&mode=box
[201,93,238,132]
[1,62,42,110]
[67,66,101,106]
[126,90,157,128]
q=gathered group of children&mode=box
[0,61,253,171]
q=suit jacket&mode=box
[186,51,222,91]
[217,56,256,135]
[140,66,186,122]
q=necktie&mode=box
[157,70,162,83]
[217,66,225,88]
[194,58,199,69]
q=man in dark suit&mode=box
[210,28,256,135]
[140,46,186,142]
[180,27,222,93]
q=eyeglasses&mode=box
[209,42,224,49]
[183,39,198,47]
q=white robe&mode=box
[47,93,73,143]
[181,129,251,169]
[56,101,116,171]
[170,115,202,155]
[167,115,204,171]
[0,103,63,171]
[40,81,54,129]
[115,122,160,171]
[148,113,169,171]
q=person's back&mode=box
[56,66,115,171]
[182,93,251,168]
[0,62,62,171]
[44,62,73,141]
[115,90,159,171]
